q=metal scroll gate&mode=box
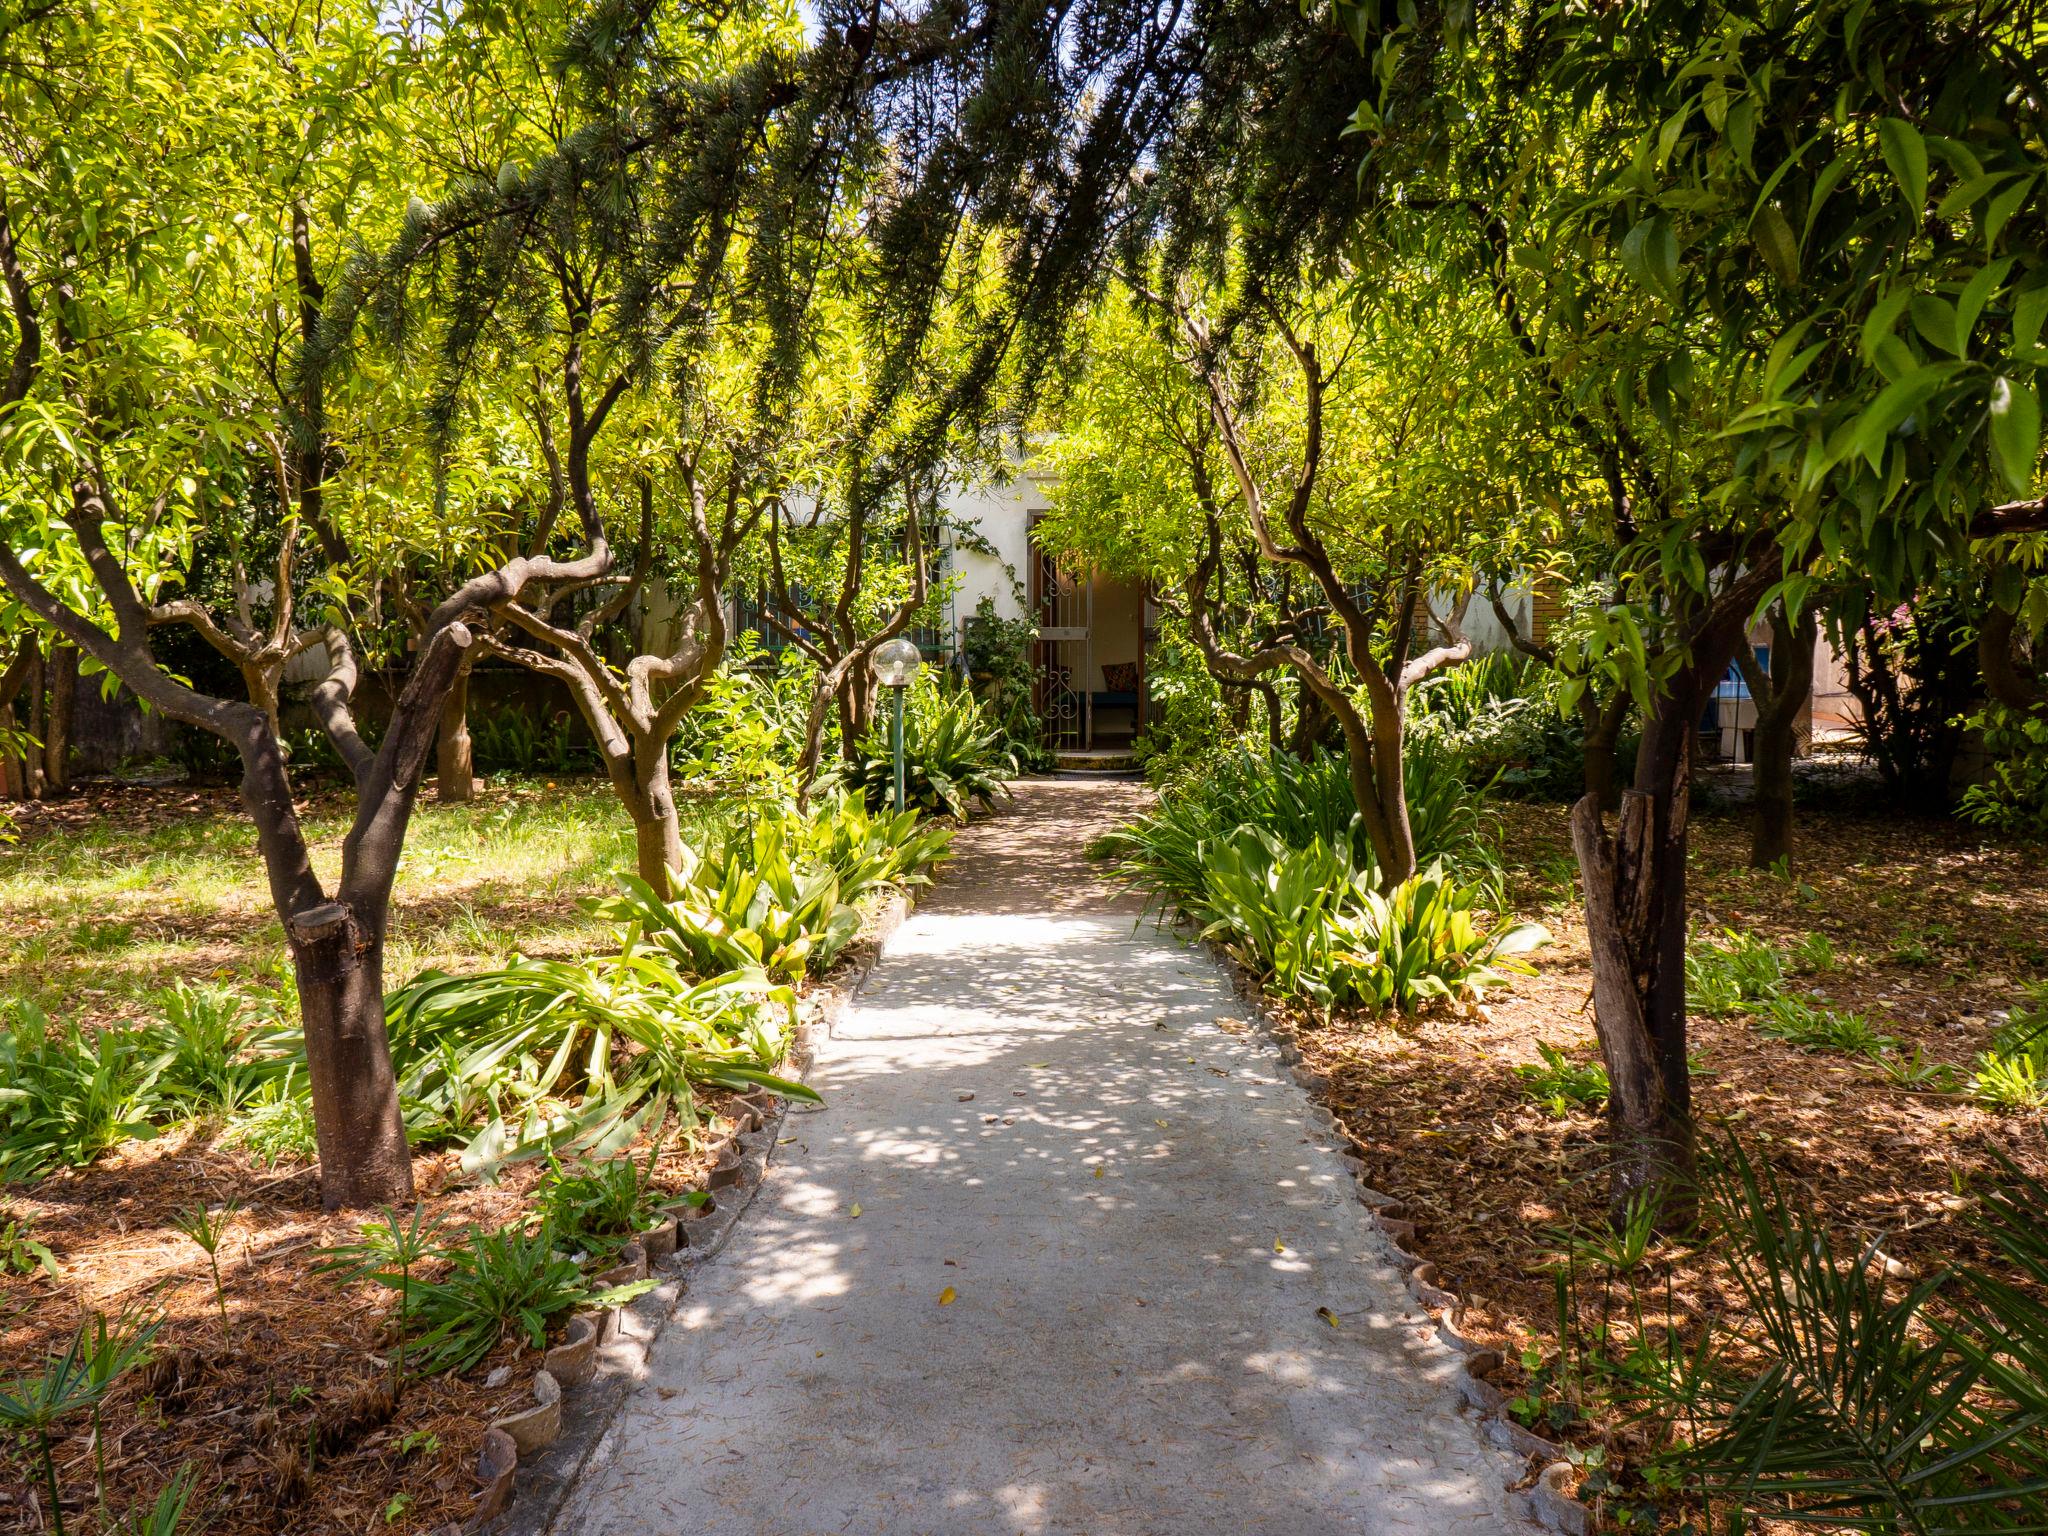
[1030,527,1088,751]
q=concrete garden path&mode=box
[556,781,1536,1536]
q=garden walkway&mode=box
[555,780,1536,1536]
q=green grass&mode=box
[0,780,726,1026]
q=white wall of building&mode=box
[939,465,1048,643]
[1459,579,1533,656]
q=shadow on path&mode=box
[555,782,1534,1536]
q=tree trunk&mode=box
[1569,556,1770,1229]
[1364,710,1419,887]
[1580,691,1629,810]
[1224,681,1250,734]
[21,639,44,799]
[1570,692,1696,1224]
[1255,679,1284,754]
[228,704,420,1213]
[287,902,414,1210]
[1326,687,1417,890]
[0,646,22,796]
[627,740,683,897]
[837,654,877,764]
[1744,608,1816,870]
[436,662,476,803]
[1289,685,1334,761]
[0,703,18,798]
[41,642,73,793]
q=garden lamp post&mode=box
[873,636,923,814]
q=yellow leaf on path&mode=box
[1316,1306,1339,1328]
[1093,1166,1104,1179]
[938,1287,957,1306]
[1154,1119,1168,1129]
[1274,1238,1286,1253]
[849,1203,861,1218]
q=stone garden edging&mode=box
[465,888,914,1535]
[1204,937,1592,1536]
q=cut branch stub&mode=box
[288,902,359,980]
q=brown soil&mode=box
[1257,796,2048,1518]
[0,1104,752,1536]
[920,777,1151,916]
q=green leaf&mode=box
[1860,288,1914,363]
[1877,118,1929,224]
[1620,214,1679,300]
[1800,154,1851,247]
[1988,376,2041,492]
[1936,170,2016,221]
[1655,105,1692,167]
[1984,176,2035,248]
[1908,294,1962,358]
[1955,258,2014,355]
[1752,204,1800,288]
[1725,96,1756,171]
[1852,362,1961,470]
[2014,285,2048,356]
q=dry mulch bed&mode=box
[0,1102,755,1536]
[0,777,882,1533]
[1258,795,2047,1515]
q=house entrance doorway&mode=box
[1030,519,1146,751]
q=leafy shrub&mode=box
[469,708,597,776]
[314,1205,446,1383]
[1752,995,1896,1057]
[534,1145,669,1260]
[400,1220,654,1377]
[1969,997,2048,1110]
[621,826,861,981]
[1410,652,1633,802]
[1787,930,1837,974]
[1516,1044,1610,1118]
[960,596,1056,772]
[1192,829,1547,1013]
[0,1302,160,1535]
[1105,739,1498,907]
[387,957,809,1173]
[842,678,1015,819]
[1684,929,1788,1016]
[170,1200,239,1324]
[595,794,949,984]
[1639,1142,2048,1531]
[669,647,814,797]
[107,1465,199,1536]
[389,793,935,1171]
[785,790,953,905]
[1833,588,1979,802]
[1866,1045,1961,1091]
[223,1064,321,1166]
[0,1217,58,1279]
[1958,697,2048,839]
[1191,831,1353,1002]
[0,1004,168,1184]
[1969,1048,2046,1110]
[147,983,297,1115]
[1322,861,1549,1012]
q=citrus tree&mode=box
[0,1,607,1208]
[1040,262,1543,886]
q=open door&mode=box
[1028,515,1145,752]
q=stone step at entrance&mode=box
[1053,746,1140,778]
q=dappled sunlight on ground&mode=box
[559,785,1533,1536]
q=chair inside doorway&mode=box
[1031,527,1145,752]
